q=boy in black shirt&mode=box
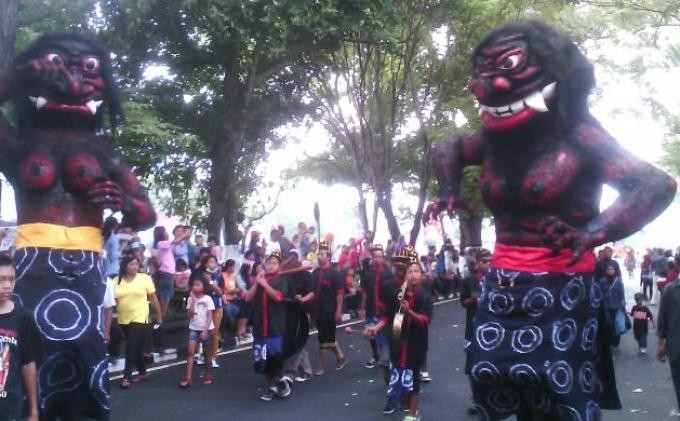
[0,254,39,420]
[630,292,655,354]
[312,241,347,375]
[245,250,293,402]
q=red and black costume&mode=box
[251,271,292,377]
[312,263,344,348]
[0,33,155,419]
[425,21,676,421]
[383,280,433,406]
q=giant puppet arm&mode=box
[422,131,485,223]
[539,122,677,262]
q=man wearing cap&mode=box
[359,244,394,376]
[312,241,348,375]
[245,250,294,401]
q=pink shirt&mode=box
[156,240,176,273]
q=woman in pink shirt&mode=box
[153,226,191,318]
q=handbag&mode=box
[615,308,631,335]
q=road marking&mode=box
[110,298,456,380]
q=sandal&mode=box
[202,375,213,385]
[179,379,192,388]
[119,379,131,389]
[335,356,349,371]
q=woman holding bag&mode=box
[598,262,627,352]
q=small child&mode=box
[180,276,215,388]
[0,254,39,420]
[630,292,655,354]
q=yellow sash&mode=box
[16,223,103,253]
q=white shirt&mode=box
[103,278,116,309]
[188,295,215,331]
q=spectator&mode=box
[127,239,149,274]
[180,276,215,388]
[657,261,679,293]
[174,259,191,292]
[102,216,120,280]
[630,292,655,354]
[598,263,626,352]
[0,254,39,421]
[657,271,680,416]
[306,240,319,268]
[172,225,192,265]
[207,236,221,261]
[222,259,247,338]
[595,246,621,281]
[192,247,212,273]
[297,222,311,257]
[277,225,294,257]
[201,255,224,368]
[641,252,653,302]
[114,255,163,389]
[153,226,190,318]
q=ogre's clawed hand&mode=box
[87,179,124,211]
[422,195,471,225]
[538,216,590,265]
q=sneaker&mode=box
[211,359,220,368]
[364,358,378,369]
[404,414,420,421]
[281,375,294,389]
[196,354,205,365]
[278,379,292,398]
[294,375,312,383]
[640,347,648,354]
[260,387,278,402]
[383,403,396,415]
[420,371,432,383]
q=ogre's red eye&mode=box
[498,52,523,70]
[45,53,64,66]
[84,57,100,72]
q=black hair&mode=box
[102,216,118,241]
[0,254,13,269]
[474,20,594,129]
[117,255,139,284]
[152,226,166,249]
[14,32,123,130]
[189,271,209,292]
[176,258,188,270]
[223,259,236,272]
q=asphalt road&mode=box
[110,274,679,421]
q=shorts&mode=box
[317,317,337,348]
[366,316,390,367]
[188,329,213,344]
[157,271,175,300]
[254,336,284,376]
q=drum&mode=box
[282,301,310,359]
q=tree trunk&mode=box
[0,0,18,219]
[409,169,430,246]
[356,185,369,233]
[377,191,401,242]
[459,213,483,249]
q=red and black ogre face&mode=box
[14,33,122,130]
[469,21,595,132]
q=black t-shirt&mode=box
[0,305,39,419]
[251,275,292,338]
[360,263,395,318]
[291,270,314,313]
[312,266,344,320]
[631,304,654,336]
[384,283,433,369]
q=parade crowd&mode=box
[4,218,680,420]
